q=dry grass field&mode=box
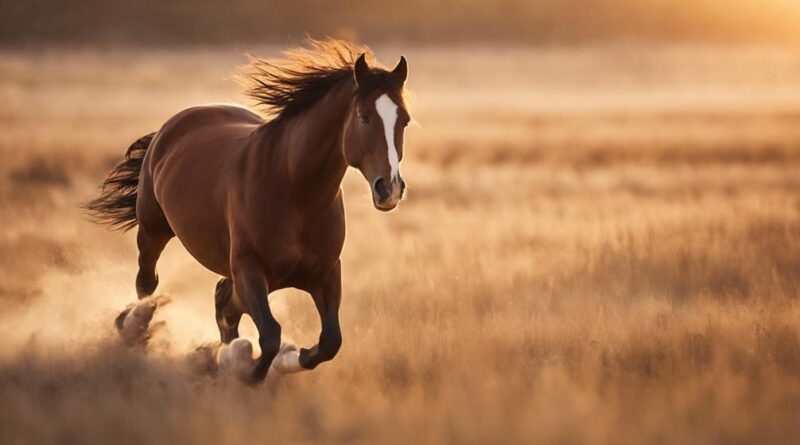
[1,45,800,444]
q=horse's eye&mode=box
[358,111,369,124]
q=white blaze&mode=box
[375,94,399,180]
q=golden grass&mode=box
[1,45,800,444]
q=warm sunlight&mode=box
[1,1,800,444]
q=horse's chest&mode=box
[268,246,338,290]
[266,220,344,289]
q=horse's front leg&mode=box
[230,255,281,383]
[214,277,242,344]
[297,260,343,370]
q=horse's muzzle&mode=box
[372,176,404,211]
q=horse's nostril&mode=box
[400,178,406,194]
[373,177,390,202]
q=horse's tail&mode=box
[83,132,156,231]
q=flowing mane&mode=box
[242,38,374,121]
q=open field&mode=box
[1,45,800,443]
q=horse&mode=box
[85,39,411,383]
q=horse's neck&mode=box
[258,81,352,209]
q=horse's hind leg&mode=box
[214,277,242,343]
[135,226,172,298]
[116,224,172,345]
[134,171,174,299]
[117,179,173,345]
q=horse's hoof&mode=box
[114,295,170,346]
[270,341,305,374]
[216,338,256,383]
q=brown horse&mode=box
[86,39,411,383]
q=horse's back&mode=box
[149,104,262,165]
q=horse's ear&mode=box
[391,56,408,84]
[354,53,370,86]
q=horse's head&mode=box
[344,54,410,211]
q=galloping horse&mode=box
[86,39,411,383]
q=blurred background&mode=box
[3,0,800,45]
[2,2,800,444]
